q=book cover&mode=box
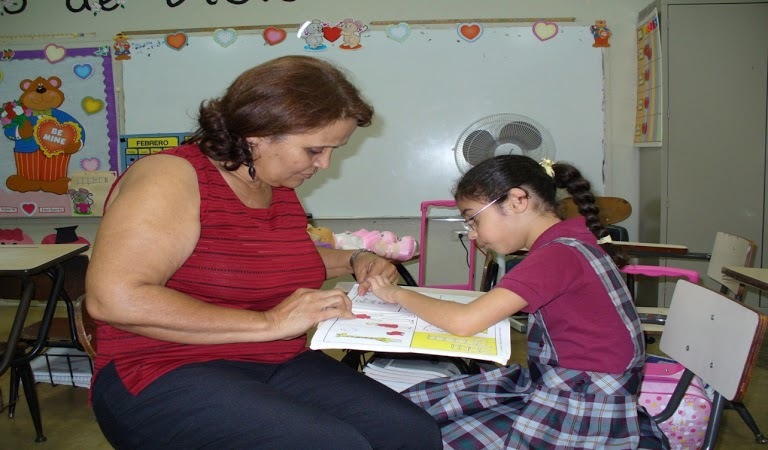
[310,284,512,365]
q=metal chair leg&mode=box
[729,401,768,444]
[18,363,46,442]
[7,365,18,418]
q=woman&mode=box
[86,55,441,449]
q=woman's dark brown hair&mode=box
[186,55,374,172]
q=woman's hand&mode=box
[366,274,403,304]
[265,288,355,340]
[353,252,398,295]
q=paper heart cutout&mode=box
[642,123,648,134]
[44,43,67,63]
[322,26,342,42]
[81,157,100,171]
[263,26,286,45]
[165,32,188,50]
[21,203,36,216]
[385,22,411,43]
[33,116,82,157]
[644,97,650,109]
[644,44,653,60]
[73,63,93,80]
[213,28,237,48]
[532,20,559,41]
[82,96,104,115]
[644,69,650,81]
[458,23,483,42]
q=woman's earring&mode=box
[247,161,256,180]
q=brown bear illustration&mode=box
[3,76,85,194]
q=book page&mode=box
[310,284,512,364]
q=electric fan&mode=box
[454,114,556,173]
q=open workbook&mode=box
[310,284,512,365]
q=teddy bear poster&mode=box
[0,46,119,218]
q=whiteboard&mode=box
[121,26,605,218]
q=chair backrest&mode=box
[621,265,700,284]
[74,295,97,360]
[661,280,766,402]
[418,200,476,290]
[707,232,756,298]
[557,196,632,225]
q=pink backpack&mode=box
[639,361,713,449]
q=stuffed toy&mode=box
[307,225,418,261]
[306,224,336,249]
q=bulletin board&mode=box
[120,24,605,218]
[0,46,118,218]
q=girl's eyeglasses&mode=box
[462,196,502,232]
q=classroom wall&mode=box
[0,0,648,289]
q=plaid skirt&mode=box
[402,365,669,450]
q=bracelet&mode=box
[349,249,375,269]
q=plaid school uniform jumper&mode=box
[403,238,670,449]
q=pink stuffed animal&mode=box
[344,229,418,261]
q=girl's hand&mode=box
[354,252,398,295]
[367,274,403,304]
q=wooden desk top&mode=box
[722,266,768,293]
[612,241,688,254]
[0,244,90,275]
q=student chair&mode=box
[418,200,477,290]
[7,255,88,423]
[653,280,767,448]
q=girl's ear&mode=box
[508,187,529,210]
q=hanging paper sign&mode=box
[301,19,328,51]
[165,32,188,50]
[322,25,342,43]
[81,96,104,115]
[338,18,368,50]
[263,26,286,46]
[44,44,67,63]
[33,116,83,158]
[73,63,93,80]
[386,22,410,43]
[457,23,483,42]
[590,20,612,48]
[532,20,559,41]
[213,28,238,48]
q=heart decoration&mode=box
[532,20,559,41]
[80,157,101,171]
[33,116,82,157]
[385,22,411,43]
[644,44,653,60]
[213,28,237,48]
[644,97,650,109]
[458,23,483,42]
[44,43,67,63]
[642,123,648,134]
[263,26,286,46]
[81,96,104,115]
[73,63,93,80]
[165,32,188,51]
[644,69,650,81]
[322,26,342,43]
[21,203,36,216]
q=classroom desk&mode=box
[0,244,89,442]
[721,266,768,293]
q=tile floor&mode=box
[1,305,766,449]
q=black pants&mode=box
[91,351,441,449]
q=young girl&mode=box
[367,155,669,449]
